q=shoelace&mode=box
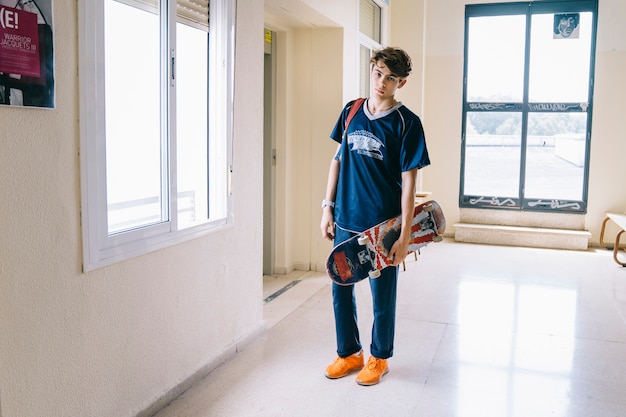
[365,358,383,370]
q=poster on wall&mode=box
[553,13,580,39]
[0,0,54,108]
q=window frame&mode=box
[459,0,598,213]
[358,0,387,97]
[78,0,236,271]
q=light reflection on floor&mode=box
[455,280,577,417]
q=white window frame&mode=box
[78,0,236,271]
[358,0,387,97]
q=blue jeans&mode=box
[332,226,398,359]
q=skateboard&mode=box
[326,200,446,286]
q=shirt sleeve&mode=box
[329,100,359,144]
[400,114,430,172]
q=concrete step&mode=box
[454,222,591,251]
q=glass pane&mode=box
[464,112,522,197]
[528,13,592,102]
[105,0,163,234]
[524,113,587,200]
[176,19,209,229]
[467,15,526,102]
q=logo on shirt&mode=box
[347,130,384,161]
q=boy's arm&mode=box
[389,167,418,266]
[320,144,342,240]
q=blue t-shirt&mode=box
[330,98,430,232]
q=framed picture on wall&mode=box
[0,0,54,108]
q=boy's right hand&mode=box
[320,209,335,240]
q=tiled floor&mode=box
[152,240,626,417]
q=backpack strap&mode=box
[342,98,366,139]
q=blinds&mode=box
[177,0,209,31]
[359,0,381,43]
[114,0,209,31]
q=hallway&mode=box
[152,240,626,417]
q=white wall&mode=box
[0,1,264,416]
[586,0,626,240]
[389,0,426,117]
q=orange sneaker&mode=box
[355,356,389,386]
[325,350,364,379]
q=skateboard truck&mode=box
[356,236,382,278]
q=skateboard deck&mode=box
[326,200,445,286]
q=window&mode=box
[79,0,236,271]
[460,1,598,213]
[359,0,381,42]
[358,0,385,97]
[457,279,577,416]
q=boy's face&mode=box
[370,60,407,100]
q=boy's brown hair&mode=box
[370,47,412,78]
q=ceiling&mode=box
[264,0,339,29]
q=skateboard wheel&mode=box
[433,235,444,242]
[423,203,434,212]
[368,269,381,278]
[357,236,370,246]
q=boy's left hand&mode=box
[388,236,410,266]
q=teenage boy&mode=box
[320,47,430,386]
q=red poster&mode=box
[0,6,40,77]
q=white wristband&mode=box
[321,199,335,209]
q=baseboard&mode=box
[136,324,266,417]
